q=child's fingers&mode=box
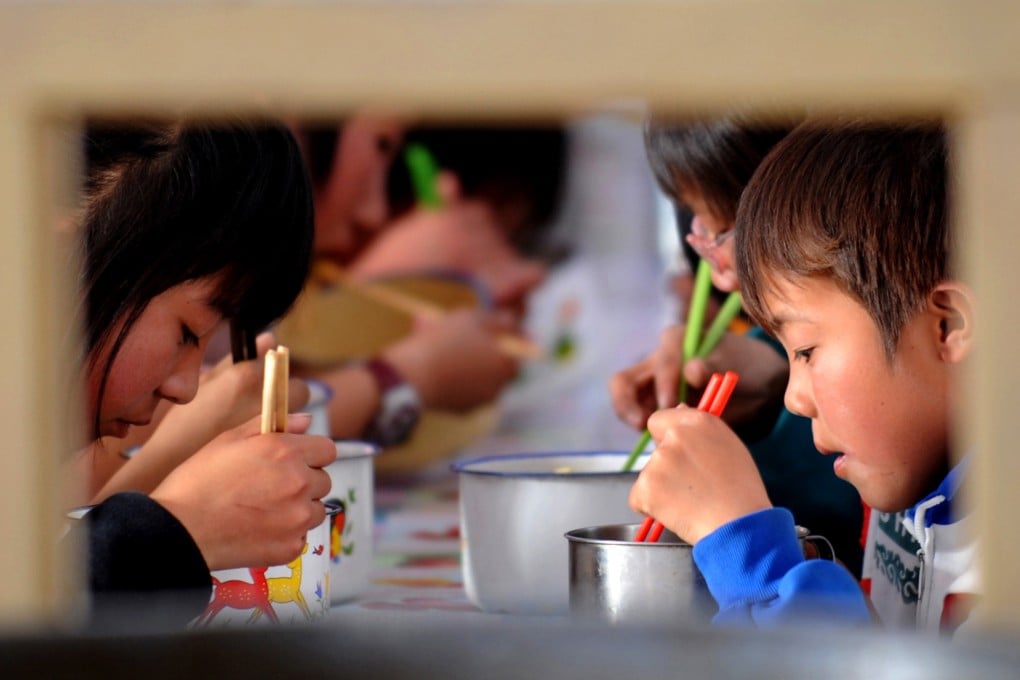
[215,412,313,442]
[683,357,712,393]
[254,331,278,356]
[288,378,311,412]
[655,363,683,410]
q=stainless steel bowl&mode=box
[566,523,716,626]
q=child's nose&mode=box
[784,373,815,419]
[353,181,390,233]
[157,354,202,406]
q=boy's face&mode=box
[766,275,951,512]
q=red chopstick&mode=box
[635,371,739,543]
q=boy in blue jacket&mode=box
[629,120,978,632]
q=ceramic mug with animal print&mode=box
[324,441,379,603]
[194,502,340,627]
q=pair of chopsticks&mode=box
[261,345,290,434]
[635,370,740,543]
[621,259,743,472]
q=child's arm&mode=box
[695,508,872,627]
[631,405,872,627]
[292,307,520,443]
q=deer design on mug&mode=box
[196,566,279,626]
[252,544,311,621]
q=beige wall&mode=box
[2,0,1019,631]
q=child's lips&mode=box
[816,443,849,471]
[815,442,837,456]
[832,453,848,477]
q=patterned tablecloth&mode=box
[328,252,666,627]
[327,468,523,628]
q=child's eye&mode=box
[181,324,200,347]
[793,347,814,362]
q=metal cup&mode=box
[566,523,715,626]
[566,523,832,626]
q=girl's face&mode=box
[678,186,739,292]
[766,275,951,512]
[313,116,405,263]
[86,277,224,439]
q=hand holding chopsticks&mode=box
[635,370,740,543]
[621,259,743,472]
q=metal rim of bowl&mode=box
[450,450,649,478]
[305,378,335,408]
[564,523,690,546]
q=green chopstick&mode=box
[404,142,443,210]
[620,264,743,472]
[675,259,714,407]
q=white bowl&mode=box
[452,451,648,616]
[324,441,380,603]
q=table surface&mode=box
[328,252,666,626]
[327,468,511,628]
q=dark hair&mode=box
[80,119,314,432]
[644,115,798,222]
[735,119,950,358]
[388,125,568,256]
[292,122,346,190]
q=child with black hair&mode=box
[70,120,336,624]
[630,120,977,632]
[611,115,864,576]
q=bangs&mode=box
[736,119,948,357]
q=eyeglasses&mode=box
[686,216,735,267]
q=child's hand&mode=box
[182,332,311,436]
[609,325,685,430]
[610,325,789,440]
[382,308,520,411]
[92,334,311,500]
[629,405,772,544]
[151,413,337,571]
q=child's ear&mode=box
[929,281,976,364]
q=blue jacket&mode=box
[693,460,972,630]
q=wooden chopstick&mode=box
[635,371,739,543]
[311,259,543,361]
[260,345,290,434]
